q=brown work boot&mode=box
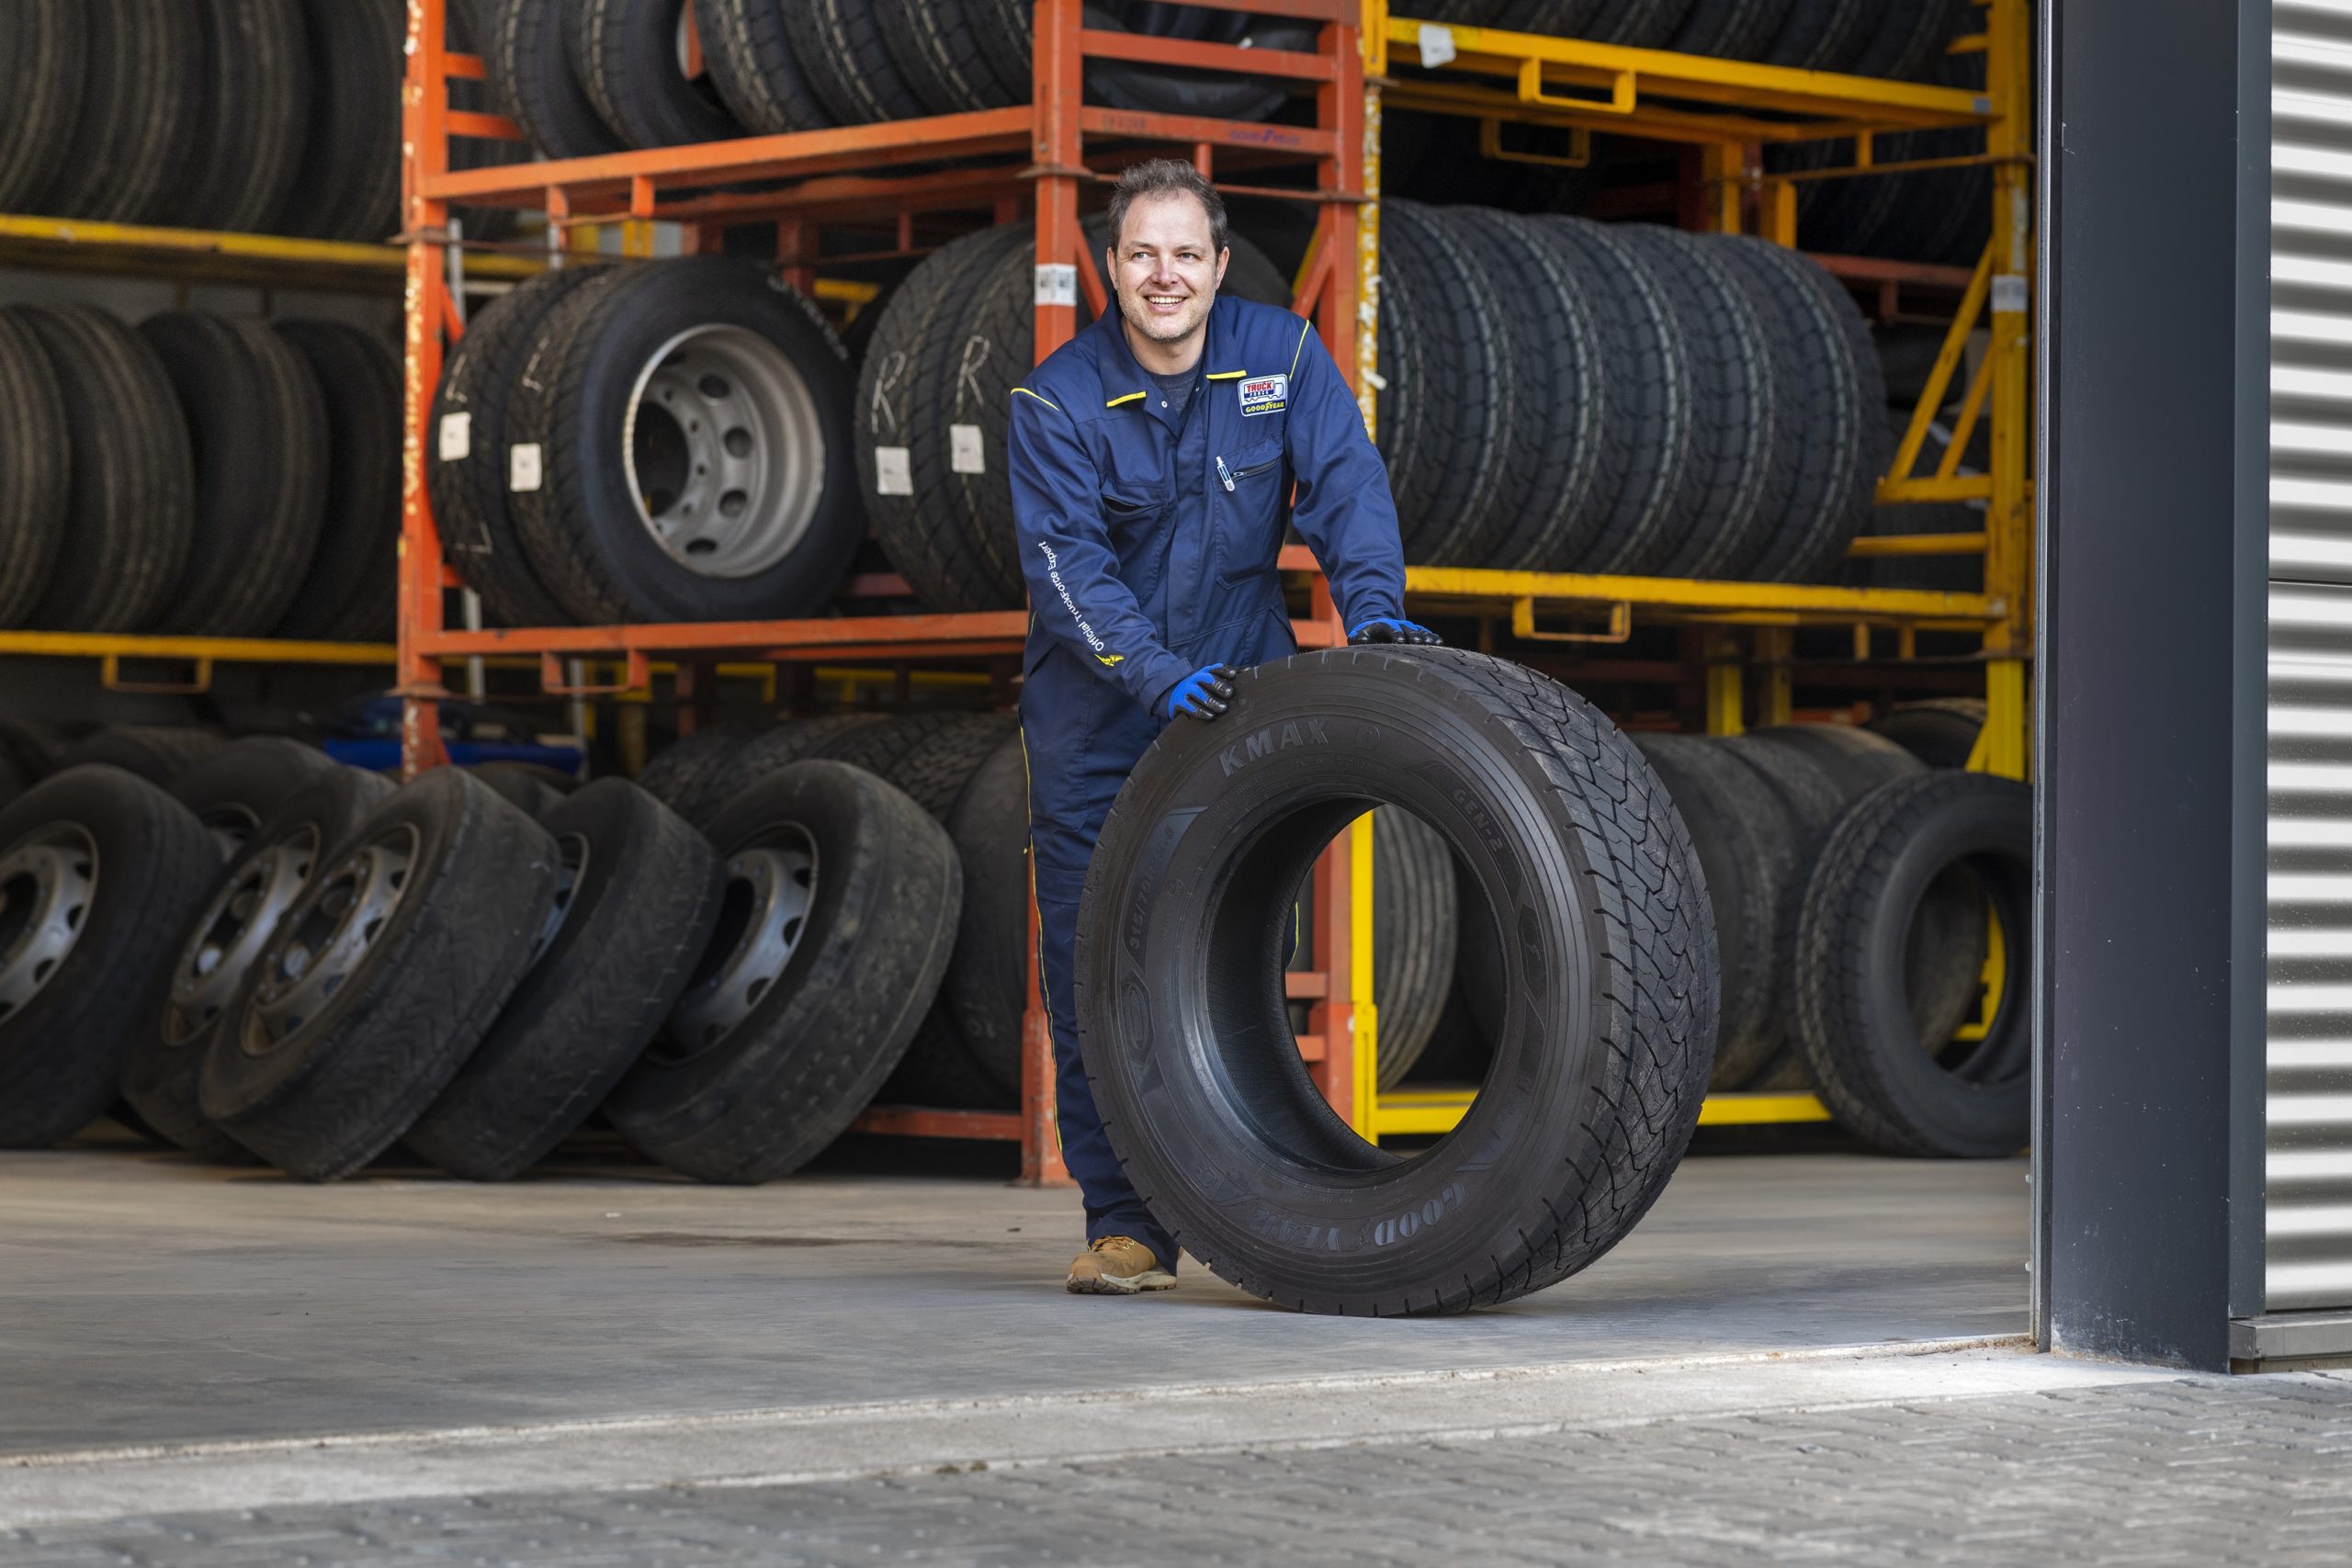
[1066,1236,1175,1294]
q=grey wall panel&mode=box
[2267,586,2352,1310]
[2273,10,2352,585]
[2041,0,2262,1370]
[2271,4,2352,1319]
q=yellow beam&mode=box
[1372,1088,1833,1137]
[0,631,395,666]
[1385,17,1993,135]
[0,213,540,290]
[1403,565,2003,624]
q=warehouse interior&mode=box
[10,0,2319,1549]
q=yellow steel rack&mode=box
[0,213,540,293]
[1355,0,2036,1141]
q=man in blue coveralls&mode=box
[1007,159,1441,1296]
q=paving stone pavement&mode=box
[7,1372,2352,1567]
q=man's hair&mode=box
[1105,158,1228,256]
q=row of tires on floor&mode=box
[0,0,457,242]
[0,308,396,640]
[1371,700,2028,1158]
[0,732,982,1182]
[1416,0,1969,77]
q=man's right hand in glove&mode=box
[1160,664,1239,721]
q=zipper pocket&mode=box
[1216,455,1282,491]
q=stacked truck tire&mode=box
[0,307,397,641]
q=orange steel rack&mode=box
[397,0,1372,1183]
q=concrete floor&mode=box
[0,1130,2027,1458]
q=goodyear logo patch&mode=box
[1238,373,1288,417]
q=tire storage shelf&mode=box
[0,214,437,684]
[397,0,1375,1183]
[1358,0,2036,1141]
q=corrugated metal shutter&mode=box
[2271,3,2352,1311]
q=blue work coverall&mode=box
[1006,293,1408,1267]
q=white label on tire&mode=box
[509,443,543,492]
[950,423,985,474]
[1034,264,1077,308]
[438,412,471,462]
[875,446,913,496]
[1417,23,1456,67]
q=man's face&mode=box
[1109,190,1229,352]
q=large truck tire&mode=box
[44,0,202,224]
[503,259,861,626]
[1670,0,1796,58]
[124,765,395,1161]
[686,714,889,829]
[944,730,1032,1096]
[606,761,961,1182]
[1868,698,1987,771]
[877,0,1023,114]
[1612,226,1776,580]
[168,737,343,857]
[199,768,561,1179]
[0,0,87,213]
[271,321,405,643]
[1793,772,2028,1156]
[1379,203,1512,566]
[1526,217,1690,574]
[426,267,609,629]
[56,727,226,786]
[1076,648,1716,1314]
[407,780,724,1180]
[638,725,758,819]
[693,0,835,134]
[485,0,627,160]
[1634,733,1795,1090]
[1084,4,1318,124]
[170,0,311,231]
[0,767,220,1147]
[15,306,194,634]
[0,310,69,628]
[865,715,1020,1110]
[575,0,741,148]
[785,0,929,124]
[1710,237,1883,581]
[281,0,404,242]
[1442,209,1607,573]
[140,313,330,637]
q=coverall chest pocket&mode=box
[1100,490,1167,554]
[1214,438,1287,587]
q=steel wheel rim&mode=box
[163,825,322,1048]
[243,823,419,1055]
[622,323,824,579]
[197,804,265,863]
[663,829,817,1057]
[0,824,98,1023]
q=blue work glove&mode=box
[1160,664,1239,721]
[1349,617,1442,646]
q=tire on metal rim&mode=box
[123,765,394,1160]
[406,779,723,1180]
[0,767,219,1147]
[505,259,860,625]
[198,768,560,1179]
[1792,771,2029,1157]
[606,760,961,1182]
[1074,648,1716,1314]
